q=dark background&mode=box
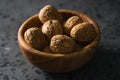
[0,0,120,80]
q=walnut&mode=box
[42,45,53,53]
[39,5,63,23]
[64,16,83,35]
[70,22,96,43]
[50,35,75,54]
[42,20,63,39]
[24,27,48,50]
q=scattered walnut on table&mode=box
[42,20,63,40]
[39,5,63,23]
[50,35,76,54]
[70,22,96,43]
[24,27,48,50]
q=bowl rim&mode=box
[18,9,100,58]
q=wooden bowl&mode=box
[18,9,100,73]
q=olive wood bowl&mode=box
[18,9,100,73]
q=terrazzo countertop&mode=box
[0,0,120,80]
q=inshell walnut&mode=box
[70,22,96,43]
[24,27,48,50]
[50,35,75,54]
[42,45,53,53]
[39,5,63,23]
[42,20,63,39]
[64,16,83,35]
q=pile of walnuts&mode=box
[24,5,96,54]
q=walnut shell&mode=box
[50,35,75,54]
[64,16,83,35]
[70,22,96,43]
[24,27,48,50]
[42,20,63,39]
[42,45,53,53]
[39,5,63,23]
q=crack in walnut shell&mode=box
[50,35,75,54]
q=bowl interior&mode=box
[18,9,100,56]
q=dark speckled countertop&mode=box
[0,0,120,80]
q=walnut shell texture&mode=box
[24,27,48,50]
[50,35,75,54]
[70,22,96,43]
[64,16,83,35]
[42,20,63,39]
[39,5,63,23]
